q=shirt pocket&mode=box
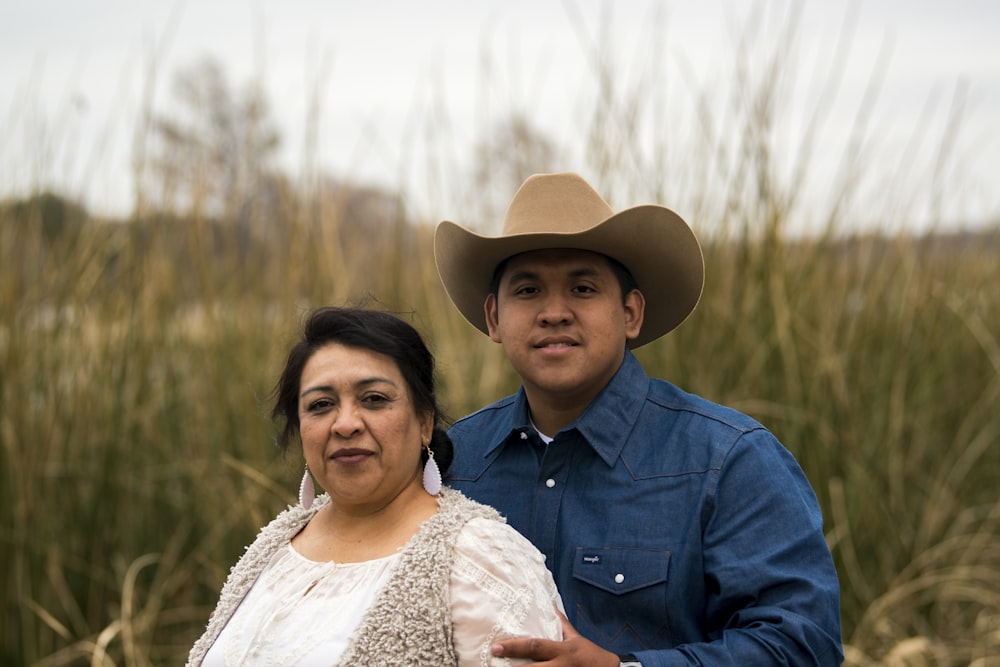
[570,547,671,651]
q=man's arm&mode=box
[491,611,619,667]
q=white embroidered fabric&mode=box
[202,517,564,667]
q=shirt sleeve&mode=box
[450,517,565,667]
[636,429,843,667]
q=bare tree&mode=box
[145,58,282,226]
[473,115,557,232]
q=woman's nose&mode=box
[331,402,363,437]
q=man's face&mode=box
[484,248,644,415]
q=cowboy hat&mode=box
[434,172,704,348]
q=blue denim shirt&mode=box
[447,351,843,666]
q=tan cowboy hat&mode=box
[434,172,704,348]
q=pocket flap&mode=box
[572,547,670,595]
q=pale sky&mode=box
[2,0,998,232]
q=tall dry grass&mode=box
[2,3,998,665]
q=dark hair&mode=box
[271,306,453,474]
[488,251,639,301]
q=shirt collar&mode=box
[480,390,535,458]
[486,350,650,466]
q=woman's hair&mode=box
[271,306,453,474]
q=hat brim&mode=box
[434,204,704,348]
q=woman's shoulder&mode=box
[438,486,503,523]
[456,515,545,562]
[437,488,542,560]
[448,505,565,652]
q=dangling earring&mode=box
[299,466,315,509]
[422,441,441,496]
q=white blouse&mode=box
[202,516,564,666]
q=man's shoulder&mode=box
[449,393,519,439]
[643,376,765,435]
[625,377,794,475]
[613,352,765,436]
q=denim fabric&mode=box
[447,351,843,666]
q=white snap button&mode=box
[545,479,556,488]
[614,573,625,584]
[520,432,528,440]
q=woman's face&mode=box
[298,342,433,512]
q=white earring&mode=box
[299,466,315,509]
[422,444,441,496]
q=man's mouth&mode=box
[535,337,578,349]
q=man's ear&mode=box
[484,293,502,343]
[623,289,645,342]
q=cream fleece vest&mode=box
[187,487,502,666]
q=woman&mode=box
[187,306,564,666]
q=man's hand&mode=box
[490,608,620,666]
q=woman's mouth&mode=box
[330,448,374,464]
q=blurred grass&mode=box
[2,3,999,665]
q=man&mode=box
[434,173,843,666]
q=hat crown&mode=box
[503,173,615,236]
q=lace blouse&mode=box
[202,516,564,666]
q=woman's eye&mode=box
[362,393,390,405]
[307,398,333,412]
